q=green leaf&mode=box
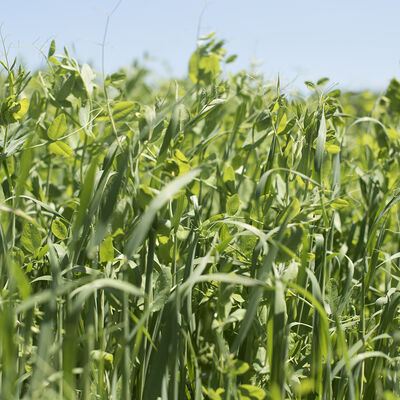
[12,262,32,300]
[317,77,329,86]
[325,142,341,154]
[222,165,235,193]
[48,114,67,140]
[206,388,225,400]
[238,384,266,399]
[305,81,316,90]
[100,235,114,263]
[188,50,200,83]
[48,141,73,157]
[199,54,220,75]
[48,56,61,65]
[13,98,29,119]
[28,91,42,119]
[112,101,138,122]
[330,198,349,210]
[90,350,113,369]
[51,219,68,240]
[386,78,400,113]
[71,156,98,239]
[231,360,249,375]
[278,198,300,225]
[227,194,240,215]
[152,266,172,312]
[21,223,41,254]
[226,54,237,63]
[80,64,95,96]
[48,40,56,57]
[78,102,94,137]
[55,74,75,102]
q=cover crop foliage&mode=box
[1,33,400,399]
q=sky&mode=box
[1,0,400,92]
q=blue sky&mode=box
[1,1,400,91]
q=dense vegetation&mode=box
[1,33,400,399]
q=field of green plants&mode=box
[1,33,400,399]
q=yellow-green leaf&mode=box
[48,114,67,140]
[51,219,68,240]
[49,141,73,157]
[278,197,300,225]
[100,235,114,263]
[112,101,138,122]
[231,360,249,375]
[21,223,41,254]
[326,143,341,154]
[238,384,266,400]
[12,262,32,300]
[227,193,240,215]
[14,98,29,119]
[205,388,225,400]
[330,198,349,210]
[223,165,235,193]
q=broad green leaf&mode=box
[21,223,41,253]
[188,50,200,83]
[174,149,190,175]
[206,388,225,400]
[28,91,42,119]
[317,77,329,86]
[278,197,300,225]
[48,114,67,140]
[222,165,235,193]
[56,74,75,102]
[99,235,114,263]
[277,113,287,134]
[386,78,400,113]
[326,142,341,154]
[48,141,73,157]
[238,384,266,400]
[80,64,95,96]
[330,198,349,210]
[227,193,240,215]
[111,101,138,122]
[48,56,61,65]
[152,266,172,312]
[51,219,68,240]
[13,98,29,119]
[230,360,249,375]
[12,261,32,300]
[199,54,220,75]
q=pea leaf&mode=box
[14,98,29,119]
[112,101,138,122]
[227,194,240,215]
[48,114,67,140]
[48,141,73,157]
[100,236,114,263]
[238,384,266,400]
[223,165,235,193]
[51,219,68,240]
[21,223,41,254]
